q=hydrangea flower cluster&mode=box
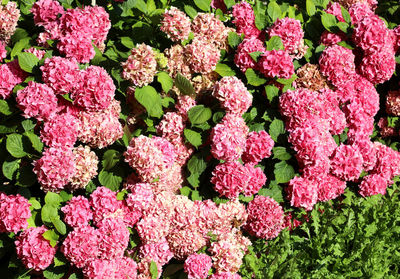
[0,1,20,44]
[0,193,31,233]
[160,7,191,42]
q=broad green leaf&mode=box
[321,12,338,32]
[180,186,191,196]
[11,38,30,58]
[41,204,59,223]
[273,146,292,161]
[268,1,281,22]
[341,6,351,23]
[150,261,158,279]
[6,134,27,158]
[24,131,43,153]
[188,105,212,125]
[306,0,316,16]
[135,86,163,118]
[184,128,202,148]
[29,198,41,210]
[276,74,298,85]
[0,100,13,115]
[228,32,241,48]
[102,150,121,170]
[2,159,20,180]
[265,85,279,103]
[175,73,195,96]
[187,153,207,174]
[91,45,106,65]
[194,0,211,12]
[191,190,202,201]
[249,51,263,62]
[266,36,284,51]
[45,192,62,206]
[21,119,36,132]
[245,69,266,86]
[18,52,39,73]
[269,119,285,142]
[157,72,174,93]
[42,229,59,247]
[184,5,198,18]
[120,36,135,49]
[223,0,235,9]
[98,169,123,191]
[52,218,67,235]
[274,161,295,183]
[214,63,235,77]
[258,181,284,202]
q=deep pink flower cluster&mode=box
[62,196,93,227]
[234,37,266,73]
[0,193,31,233]
[15,226,56,271]
[268,17,306,58]
[258,49,294,79]
[232,1,261,38]
[348,2,375,25]
[41,56,79,94]
[0,1,20,43]
[160,7,191,42]
[212,76,252,115]
[242,131,274,165]
[0,41,6,61]
[330,144,363,181]
[184,253,212,279]
[245,195,284,239]
[40,113,79,148]
[121,43,158,87]
[31,0,64,27]
[0,61,27,99]
[325,2,345,22]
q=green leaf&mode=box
[194,0,211,12]
[337,21,349,33]
[274,161,295,183]
[2,159,20,180]
[11,38,30,58]
[266,36,284,51]
[120,36,135,49]
[21,119,36,131]
[228,31,241,48]
[249,51,263,62]
[258,181,284,202]
[341,6,351,23]
[273,146,292,161]
[191,190,202,201]
[42,230,59,247]
[184,129,202,148]
[150,261,158,279]
[6,134,27,158]
[268,1,281,22]
[29,198,41,210]
[188,105,212,125]
[52,219,67,235]
[265,85,279,103]
[17,52,39,73]
[91,45,106,65]
[180,186,191,196]
[98,169,123,191]
[321,12,338,32]
[157,72,174,93]
[135,86,163,118]
[245,69,267,86]
[269,119,285,142]
[45,192,62,206]
[133,0,147,13]
[24,131,43,153]
[102,150,121,170]
[187,153,207,174]
[0,100,13,115]
[41,204,59,223]
[255,13,268,30]
[184,5,198,18]
[175,73,195,96]
[276,74,298,85]
[223,0,235,9]
[337,41,354,50]
[214,63,235,77]
[306,0,316,16]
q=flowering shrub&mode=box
[0,0,400,278]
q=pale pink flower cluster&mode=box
[164,44,192,79]
[210,273,242,279]
[69,145,99,190]
[242,131,274,165]
[34,2,110,62]
[234,37,266,73]
[121,43,158,87]
[191,13,230,49]
[0,193,31,233]
[212,76,252,115]
[15,226,56,271]
[268,17,306,58]
[0,41,5,61]
[184,253,212,279]
[0,1,20,44]
[185,38,221,74]
[232,1,261,38]
[245,195,284,239]
[160,7,191,42]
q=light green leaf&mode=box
[18,52,39,73]
[266,36,284,51]
[52,218,67,235]
[273,146,292,161]
[184,129,202,148]
[184,5,198,18]
[306,0,316,16]
[214,63,235,77]
[268,1,281,22]
[135,86,163,118]
[188,105,212,125]
[157,72,174,93]
[98,169,123,192]
[245,69,266,87]
[45,192,62,206]
[24,131,43,153]
[321,12,338,32]
[6,134,27,158]
[0,100,13,115]
[120,36,135,49]
[228,31,241,48]
[194,0,211,12]
[274,161,295,183]
[42,229,59,247]
[150,261,158,279]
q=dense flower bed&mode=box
[0,0,399,278]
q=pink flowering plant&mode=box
[0,0,400,278]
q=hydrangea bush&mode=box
[0,0,400,278]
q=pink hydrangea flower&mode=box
[82,259,116,279]
[317,174,347,202]
[69,145,99,190]
[121,43,157,87]
[167,228,206,260]
[98,218,130,260]
[258,49,294,79]
[210,114,248,162]
[164,44,193,79]
[33,147,76,192]
[0,2,20,43]
[90,186,123,225]
[41,56,79,94]
[319,30,346,46]
[268,17,305,56]
[211,161,248,199]
[71,65,115,111]
[176,95,196,120]
[15,226,56,271]
[349,2,375,25]
[287,176,318,211]
[57,36,95,64]
[125,183,154,212]
[191,13,227,45]
[378,118,396,138]
[372,142,400,181]
[138,238,174,265]
[359,174,388,197]
[0,193,31,233]
[24,47,46,59]
[40,113,79,148]
[61,196,93,228]
[0,64,19,99]
[243,164,267,196]
[358,49,396,84]
[16,81,58,121]
[184,253,212,279]
[209,273,242,279]
[156,112,185,144]
[242,130,274,164]
[31,0,64,27]
[115,257,138,279]
[160,7,191,42]
[324,2,345,22]
[213,76,252,115]
[136,215,170,244]
[185,38,221,74]
[330,144,364,181]
[245,195,284,239]
[61,225,100,268]
[232,1,261,38]
[0,41,6,61]
[234,37,266,73]
[319,45,356,87]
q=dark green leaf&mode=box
[24,131,43,153]
[269,119,285,142]
[274,161,295,183]
[175,73,195,96]
[259,181,284,202]
[135,86,163,118]
[228,31,241,48]
[188,105,212,125]
[6,134,27,158]
[187,153,207,174]
[102,150,121,170]
[2,159,20,180]
[321,12,338,32]
[249,51,263,62]
[265,85,279,103]
[98,169,123,191]
[245,69,267,86]
[273,146,292,161]
[184,129,202,148]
